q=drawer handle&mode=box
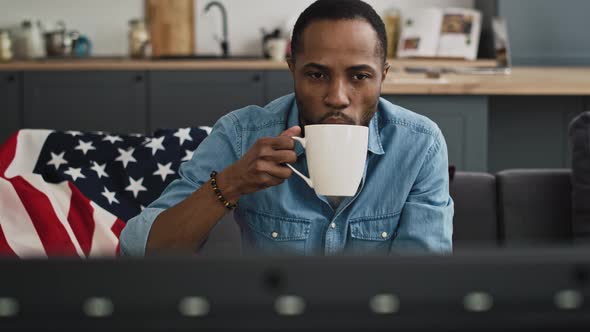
[252,74,261,82]
[135,74,144,82]
[6,74,16,83]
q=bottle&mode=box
[128,19,150,59]
[383,9,400,59]
[19,20,46,59]
[0,30,13,62]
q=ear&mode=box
[381,62,391,83]
[287,58,296,78]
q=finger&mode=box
[260,150,297,164]
[270,135,296,150]
[253,160,293,180]
[264,164,293,179]
[279,125,301,138]
[256,172,286,188]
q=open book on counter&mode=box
[397,7,482,61]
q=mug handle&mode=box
[285,136,314,188]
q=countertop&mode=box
[1,58,589,96]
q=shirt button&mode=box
[330,222,336,229]
[381,231,388,239]
[271,231,278,239]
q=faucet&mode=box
[204,1,229,57]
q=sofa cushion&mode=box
[450,171,498,247]
[497,169,572,245]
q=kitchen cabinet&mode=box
[23,71,147,134]
[385,95,489,172]
[488,96,584,172]
[4,66,589,173]
[149,70,265,130]
[0,72,21,144]
[265,70,294,102]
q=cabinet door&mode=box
[23,71,147,134]
[149,70,265,130]
[489,96,584,172]
[0,71,21,144]
[265,70,293,102]
[384,95,489,172]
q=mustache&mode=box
[318,112,355,125]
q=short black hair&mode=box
[290,0,387,63]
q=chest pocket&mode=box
[243,209,311,256]
[346,212,401,255]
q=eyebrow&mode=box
[301,62,377,73]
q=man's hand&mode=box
[216,126,301,202]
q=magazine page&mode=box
[436,8,482,60]
[397,8,443,58]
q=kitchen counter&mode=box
[1,58,590,95]
[0,57,496,71]
[382,67,590,96]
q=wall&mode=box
[0,0,473,56]
[498,0,590,66]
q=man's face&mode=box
[288,19,389,127]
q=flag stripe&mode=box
[112,218,126,256]
[22,175,86,257]
[89,202,120,256]
[10,176,79,256]
[0,225,17,257]
[67,182,95,257]
[0,131,17,177]
[0,177,47,257]
[4,130,52,178]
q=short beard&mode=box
[294,93,378,127]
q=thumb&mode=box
[279,125,302,137]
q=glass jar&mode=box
[0,30,13,62]
[128,19,149,58]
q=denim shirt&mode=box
[120,94,453,256]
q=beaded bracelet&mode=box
[210,171,238,210]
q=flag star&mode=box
[101,187,119,205]
[181,149,194,162]
[64,167,86,181]
[199,126,212,135]
[174,128,193,145]
[115,148,137,168]
[131,133,143,137]
[67,130,82,137]
[90,161,109,179]
[125,176,147,198]
[153,162,175,181]
[140,205,145,211]
[46,151,68,170]
[145,136,166,156]
[74,140,96,155]
[103,134,123,144]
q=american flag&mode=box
[0,127,210,258]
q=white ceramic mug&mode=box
[286,124,368,197]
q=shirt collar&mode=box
[286,96,385,157]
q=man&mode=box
[120,0,453,256]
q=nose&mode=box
[323,77,350,109]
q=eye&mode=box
[353,73,371,81]
[306,72,326,80]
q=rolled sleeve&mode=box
[119,113,241,256]
[391,130,454,254]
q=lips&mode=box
[321,117,353,125]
